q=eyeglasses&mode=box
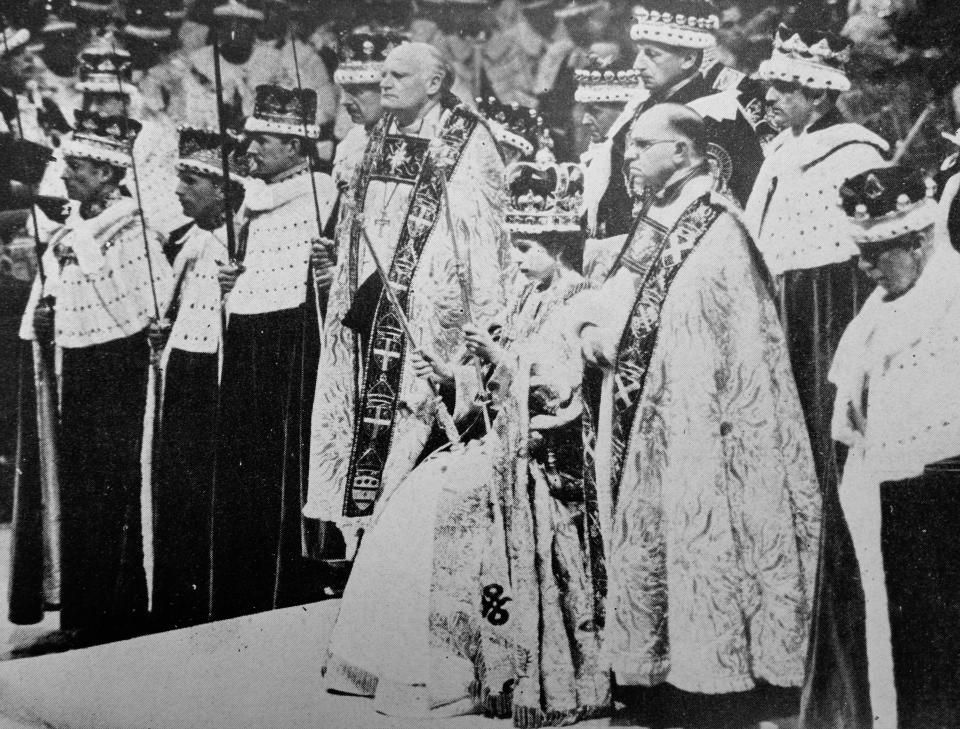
[858,233,922,265]
[629,139,682,155]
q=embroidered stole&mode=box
[342,107,479,518]
[588,194,722,513]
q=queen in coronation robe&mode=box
[305,70,508,548]
[573,105,821,699]
[324,162,609,727]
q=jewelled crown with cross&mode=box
[63,110,142,168]
[757,24,852,92]
[505,161,584,235]
[476,97,553,161]
[839,166,937,246]
[574,55,644,105]
[176,125,249,179]
[630,0,719,50]
[334,30,408,86]
[245,84,320,139]
[75,35,136,95]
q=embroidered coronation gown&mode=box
[323,267,610,727]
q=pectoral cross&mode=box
[372,212,391,235]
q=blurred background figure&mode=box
[537,0,626,160]
[573,50,646,242]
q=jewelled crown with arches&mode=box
[334,30,408,86]
[756,24,852,92]
[839,166,936,246]
[505,162,584,235]
[630,1,719,50]
[476,97,552,160]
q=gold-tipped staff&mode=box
[433,149,493,433]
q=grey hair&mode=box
[395,41,453,92]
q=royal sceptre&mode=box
[431,140,492,432]
[358,223,462,448]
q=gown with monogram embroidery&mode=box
[323,268,610,728]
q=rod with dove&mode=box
[430,137,492,432]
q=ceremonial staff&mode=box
[207,28,240,616]
[892,101,938,165]
[2,16,62,617]
[109,41,166,530]
[210,26,238,261]
[287,28,339,334]
[359,223,462,448]
[288,30,329,246]
[110,43,161,324]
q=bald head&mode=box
[637,103,708,159]
[381,42,451,126]
[624,103,708,195]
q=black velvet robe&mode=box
[151,347,219,631]
[208,277,327,620]
[58,331,151,636]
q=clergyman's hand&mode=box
[580,324,613,369]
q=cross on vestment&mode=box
[615,370,644,409]
[364,403,394,435]
[373,337,402,371]
[662,232,695,268]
